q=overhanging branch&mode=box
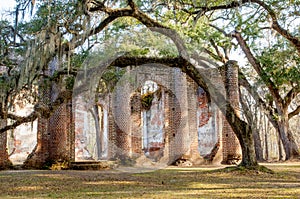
[0,112,38,134]
[232,31,283,107]
[0,90,72,134]
[284,87,300,111]
[288,105,300,120]
[190,0,300,54]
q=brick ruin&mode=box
[0,63,242,169]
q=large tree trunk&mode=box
[239,88,264,162]
[252,128,264,161]
[277,112,300,160]
[277,132,284,161]
[238,123,258,166]
[91,105,102,160]
[264,132,269,160]
[212,60,258,167]
[223,103,258,167]
[0,118,12,170]
[287,129,300,158]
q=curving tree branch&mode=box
[0,111,38,134]
[231,31,283,106]
[0,90,72,134]
[189,0,300,54]
[284,87,300,112]
[288,105,300,120]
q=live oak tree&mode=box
[171,0,300,160]
[149,0,300,160]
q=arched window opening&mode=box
[196,86,222,163]
[141,80,165,161]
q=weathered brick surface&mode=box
[220,62,242,164]
[130,92,142,156]
[71,65,224,165]
[48,100,73,161]
[24,83,74,168]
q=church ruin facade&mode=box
[0,62,242,169]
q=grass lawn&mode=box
[0,162,299,198]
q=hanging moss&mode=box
[141,92,155,110]
[140,87,162,111]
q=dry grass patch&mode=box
[0,162,299,198]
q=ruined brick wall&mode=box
[220,61,242,164]
[24,81,74,168]
[105,65,186,164]
[0,67,10,169]
[71,62,241,166]
[167,68,190,164]
[113,72,132,159]
[106,65,222,165]
[7,120,37,165]
[74,96,100,160]
[2,60,245,167]
[165,86,182,164]
[186,75,223,164]
[186,77,203,164]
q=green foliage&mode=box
[258,43,300,89]
[50,160,70,170]
[141,87,162,110]
[65,76,75,90]
[71,51,89,69]
[141,92,154,110]
[97,66,126,95]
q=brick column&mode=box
[48,99,73,162]
[130,93,142,157]
[0,119,12,169]
[46,82,74,164]
[23,81,51,168]
[221,61,242,164]
[24,81,74,168]
[113,82,131,160]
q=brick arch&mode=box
[71,58,239,166]
[111,66,188,163]
[130,80,183,162]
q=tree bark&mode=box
[264,132,269,161]
[235,121,258,167]
[277,112,300,160]
[252,128,264,161]
[91,105,102,160]
[0,118,12,169]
